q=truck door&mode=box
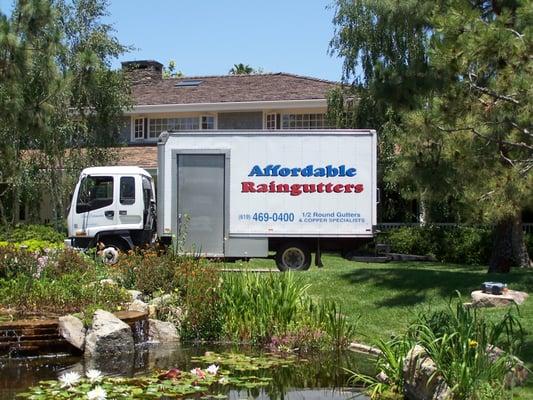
[117,176,142,226]
[177,154,225,256]
[75,175,116,234]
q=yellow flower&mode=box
[468,339,478,348]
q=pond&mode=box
[0,344,374,399]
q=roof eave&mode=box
[124,99,328,115]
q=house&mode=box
[114,60,340,175]
[35,60,339,223]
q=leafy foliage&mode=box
[329,0,533,269]
[383,225,493,265]
[0,247,127,315]
[0,0,131,226]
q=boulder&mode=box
[58,315,86,351]
[148,319,180,343]
[148,305,157,319]
[471,290,528,308]
[149,294,173,308]
[128,299,149,314]
[403,345,452,400]
[487,345,529,388]
[127,290,143,301]
[84,310,134,357]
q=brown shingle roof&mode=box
[114,146,157,169]
[131,73,339,106]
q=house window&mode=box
[266,113,277,129]
[148,117,215,138]
[281,113,328,129]
[134,118,145,140]
[201,116,214,130]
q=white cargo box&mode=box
[157,130,377,260]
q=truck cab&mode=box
[66,166,156,263]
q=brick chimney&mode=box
[121,60,163,84]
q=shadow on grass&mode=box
[340,263,533,308]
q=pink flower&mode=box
[190,368,206,379]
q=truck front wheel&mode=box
[275,242,311,271]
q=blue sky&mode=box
[0,0,345,81]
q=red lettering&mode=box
[241,182,256,192]
[333,184,344,193]
[344,184,353,193]
[354,184,364,193]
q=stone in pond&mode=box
[84,310,134,357]
[148,319,179,343]
[471,290,528,308]
[127,290,143,301]
[58,315,86,351]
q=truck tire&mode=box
[97,237,128,265]
[275,242,311,271]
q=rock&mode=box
[148,305,157,319]
[148,319,180,343]
[149,294,172,308]
[58,315,86,351]
[128,299,149,314]
[84,310,134,357]
[471,290,528,308]
[127,290,143,301]
[487,345,529,388]
[403,345,452,400]
[349,341,382,356]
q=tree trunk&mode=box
[488,213,532,273]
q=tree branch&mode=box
[467,73,520,105]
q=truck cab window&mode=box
[76,176,114,213]
[120,177,136,205]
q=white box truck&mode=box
[66,129,377,270]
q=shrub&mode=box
[382,225,492,265]
[352,299,524,400]
[0,224,65,243]
[113,248,177,294]
[0,246,40,278]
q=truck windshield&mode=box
[76,176,114,213]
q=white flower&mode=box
[206,364,219,375]
[218,377,227,384]
[193,386,201,390]
[59,371,81,388]
[87,386,107,400]
[86,369,102,382]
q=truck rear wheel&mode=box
[97,237,128,265]
[275,242,311,271]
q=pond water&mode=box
[0,344,374,399]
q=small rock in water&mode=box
[58,315,86,351]
[84,310,134,357]
[148,319,179,343]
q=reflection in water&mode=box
[0,344,374,399]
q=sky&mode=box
[0,0,346,81]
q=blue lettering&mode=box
[248,165,264,176]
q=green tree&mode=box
[229,63,255,75]
[0,0,131,227]
[162,60,183,78]
[329,0,532,271]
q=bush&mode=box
[0,247,128,316]
[351,299,524,400]
[382,225,492,265]
[0,224,65,243]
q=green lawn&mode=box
[227,254,533,396]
